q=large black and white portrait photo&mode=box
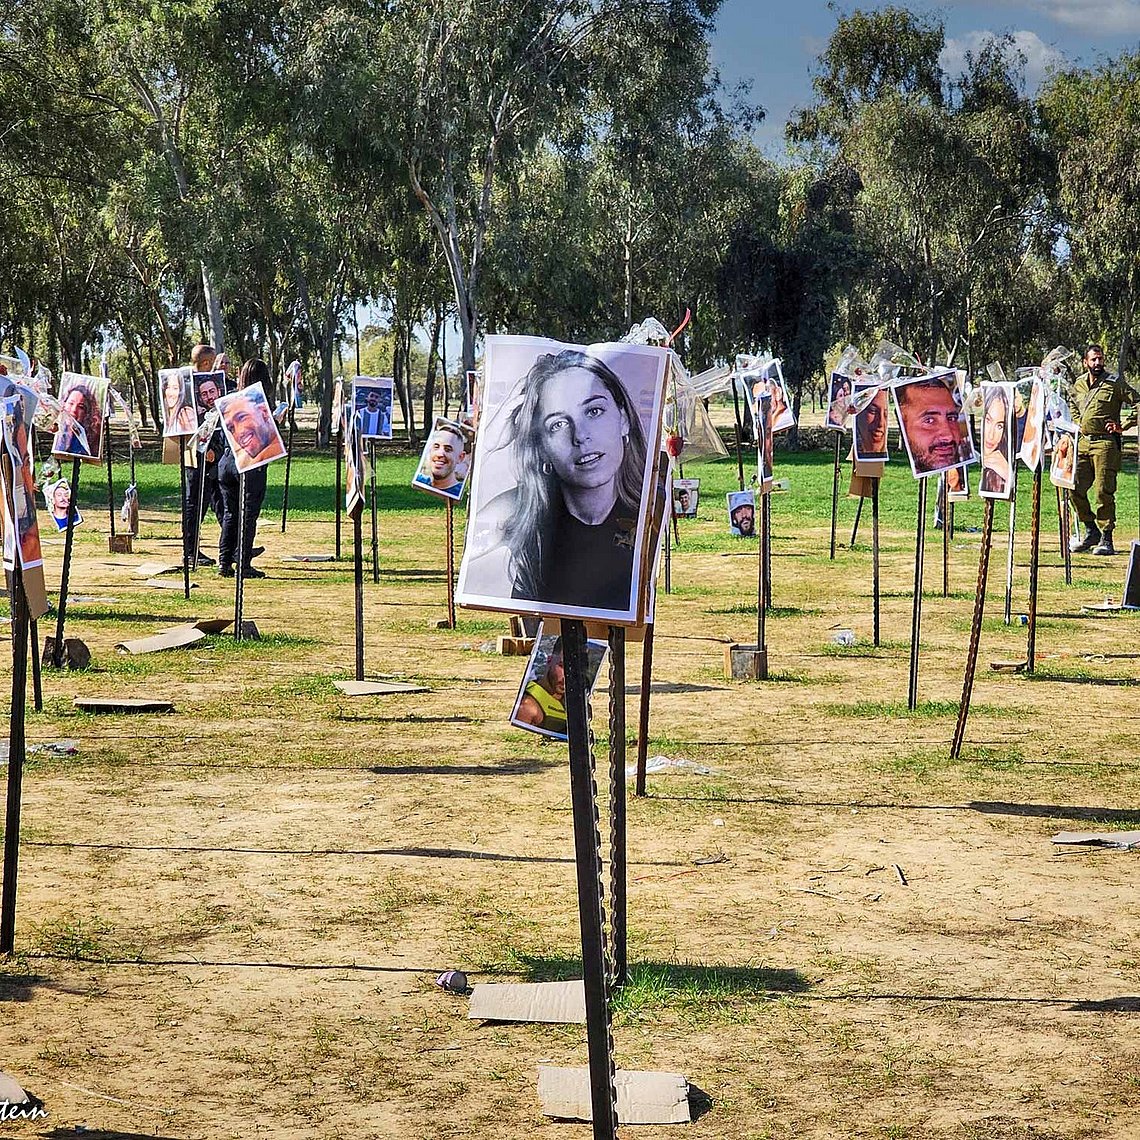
[456,335,669,625]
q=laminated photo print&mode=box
[756,392,774,490]
[978,382,1015,500]
[158,367,199,438]
[509,626,608,741]
[193,370,228,417]
[353,376,394,440]
[726,489,756,537]
[672,477,700,518]
[216,382,288,474]
[944,464,970,501]
[825,371,853,430]
[891,370,976,479]
[852,382,889,463]
[749,360,795,434]
[1049,423,1078,490]
[343,404,366,515]
[52,371,109,460]
[412,417,473,501]
[1012,376,1033,452]
[456,335,669,626]
[2,392,44,571]
[464,369,482,435]
[1018,378,1045,471]
[43,478,83,531]
[331,378,345,435]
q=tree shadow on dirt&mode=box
[968,801,1140,823]
[42,1130,183,1139]
[1025,673,1138,686]
[1067,997,1140,1012]
[0,967,51,1002]
[366,759,558,777]
[493,954,810,1000]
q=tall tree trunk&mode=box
[422,302,442,431]
[1118,262,1137,381]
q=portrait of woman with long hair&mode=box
[52,377,104,459]
[980,383,1013,498]
[457,336,668,623]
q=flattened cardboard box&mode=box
[537,1066,690,1124]
[468,980,585,1024]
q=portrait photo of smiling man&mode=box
[216,382,287,474]
[892,371,976,478]
[412,418,472,501]
[456,335,669,625]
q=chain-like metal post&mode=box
[951,499,996,758]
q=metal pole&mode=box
[763,493,772,610]
[280,412,296,533]
[179,460,191,600]
[335,431,343,560]
[445,499,456,628]
[354,507,365,680]
[634,621,655,797]
[28,618,42,711]
[907,479,928,711]
[370,441,379,584]
[872,478,881,647]
[951,499,996,758]
[234,473,246,641]
[104,418,116,538]
[849,495,864,547]
[0,558,29,953]
[757,494,768,679]
[192,445,207,571]
[829,434,841,560]
[664,524,671,595]
[607,626,627,990]
[941,476,950,598]
[1026,465,1043,674]
[1061,488,1073,585]
[1004,480,1017,624]
[561,619,620,1140]
[730,382,746,492]
[51,458,82,668]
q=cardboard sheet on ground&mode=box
[132,562,181,578]
[1052,830,1140,850]
[145,577,198,590]
[116,619,232,654]
[468,980,585,1024]
[333,679,430,696]
[74,697,175,713]
[537,1066,691,1124]
[282,553,336,562]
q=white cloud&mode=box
[1028,0,1140,36]
[940,29,1068,93]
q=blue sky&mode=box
[709,0,1140,155]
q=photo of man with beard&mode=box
[893,372,976,478]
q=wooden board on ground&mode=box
[144,578,198,590]
[332,679,430,696]
[468,981,585,1024]
[74,697,175,714]
[132,562,181,578]
[537,1066,690,1124]
[282,553,336,562]
[116,618,233,654]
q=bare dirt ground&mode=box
[3,477,1140,1140]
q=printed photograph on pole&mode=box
[509,628,609,741]
[216,382,288,474]
[52,371,109,460]
[344,405,366,515]
[672,478,700,518]
[755,392,774,489]
[979,382,1015,500]
[891,370,976,478]
[456,335,668,625]
[945,464,970,501]
[1018,379,1046,471]
[749,360,795,434]
[158,368,199,438]
[1049,424,1078,490]
[412,418,473,501]
[852,382,889,463]
[825,372,852,430]
[193,370,228,416]
[352,376,394,440]
[726,489,756,537]
[331,378,345,435]
[43,478,83,531]
[2,392,44,571]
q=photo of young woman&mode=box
[1050,426,1078,490]
[457,336,668,625]
[979,382,1014,499]
[158,368,198,437]
[51,372,108,461]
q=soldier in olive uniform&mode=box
[1069,344,1138,556]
